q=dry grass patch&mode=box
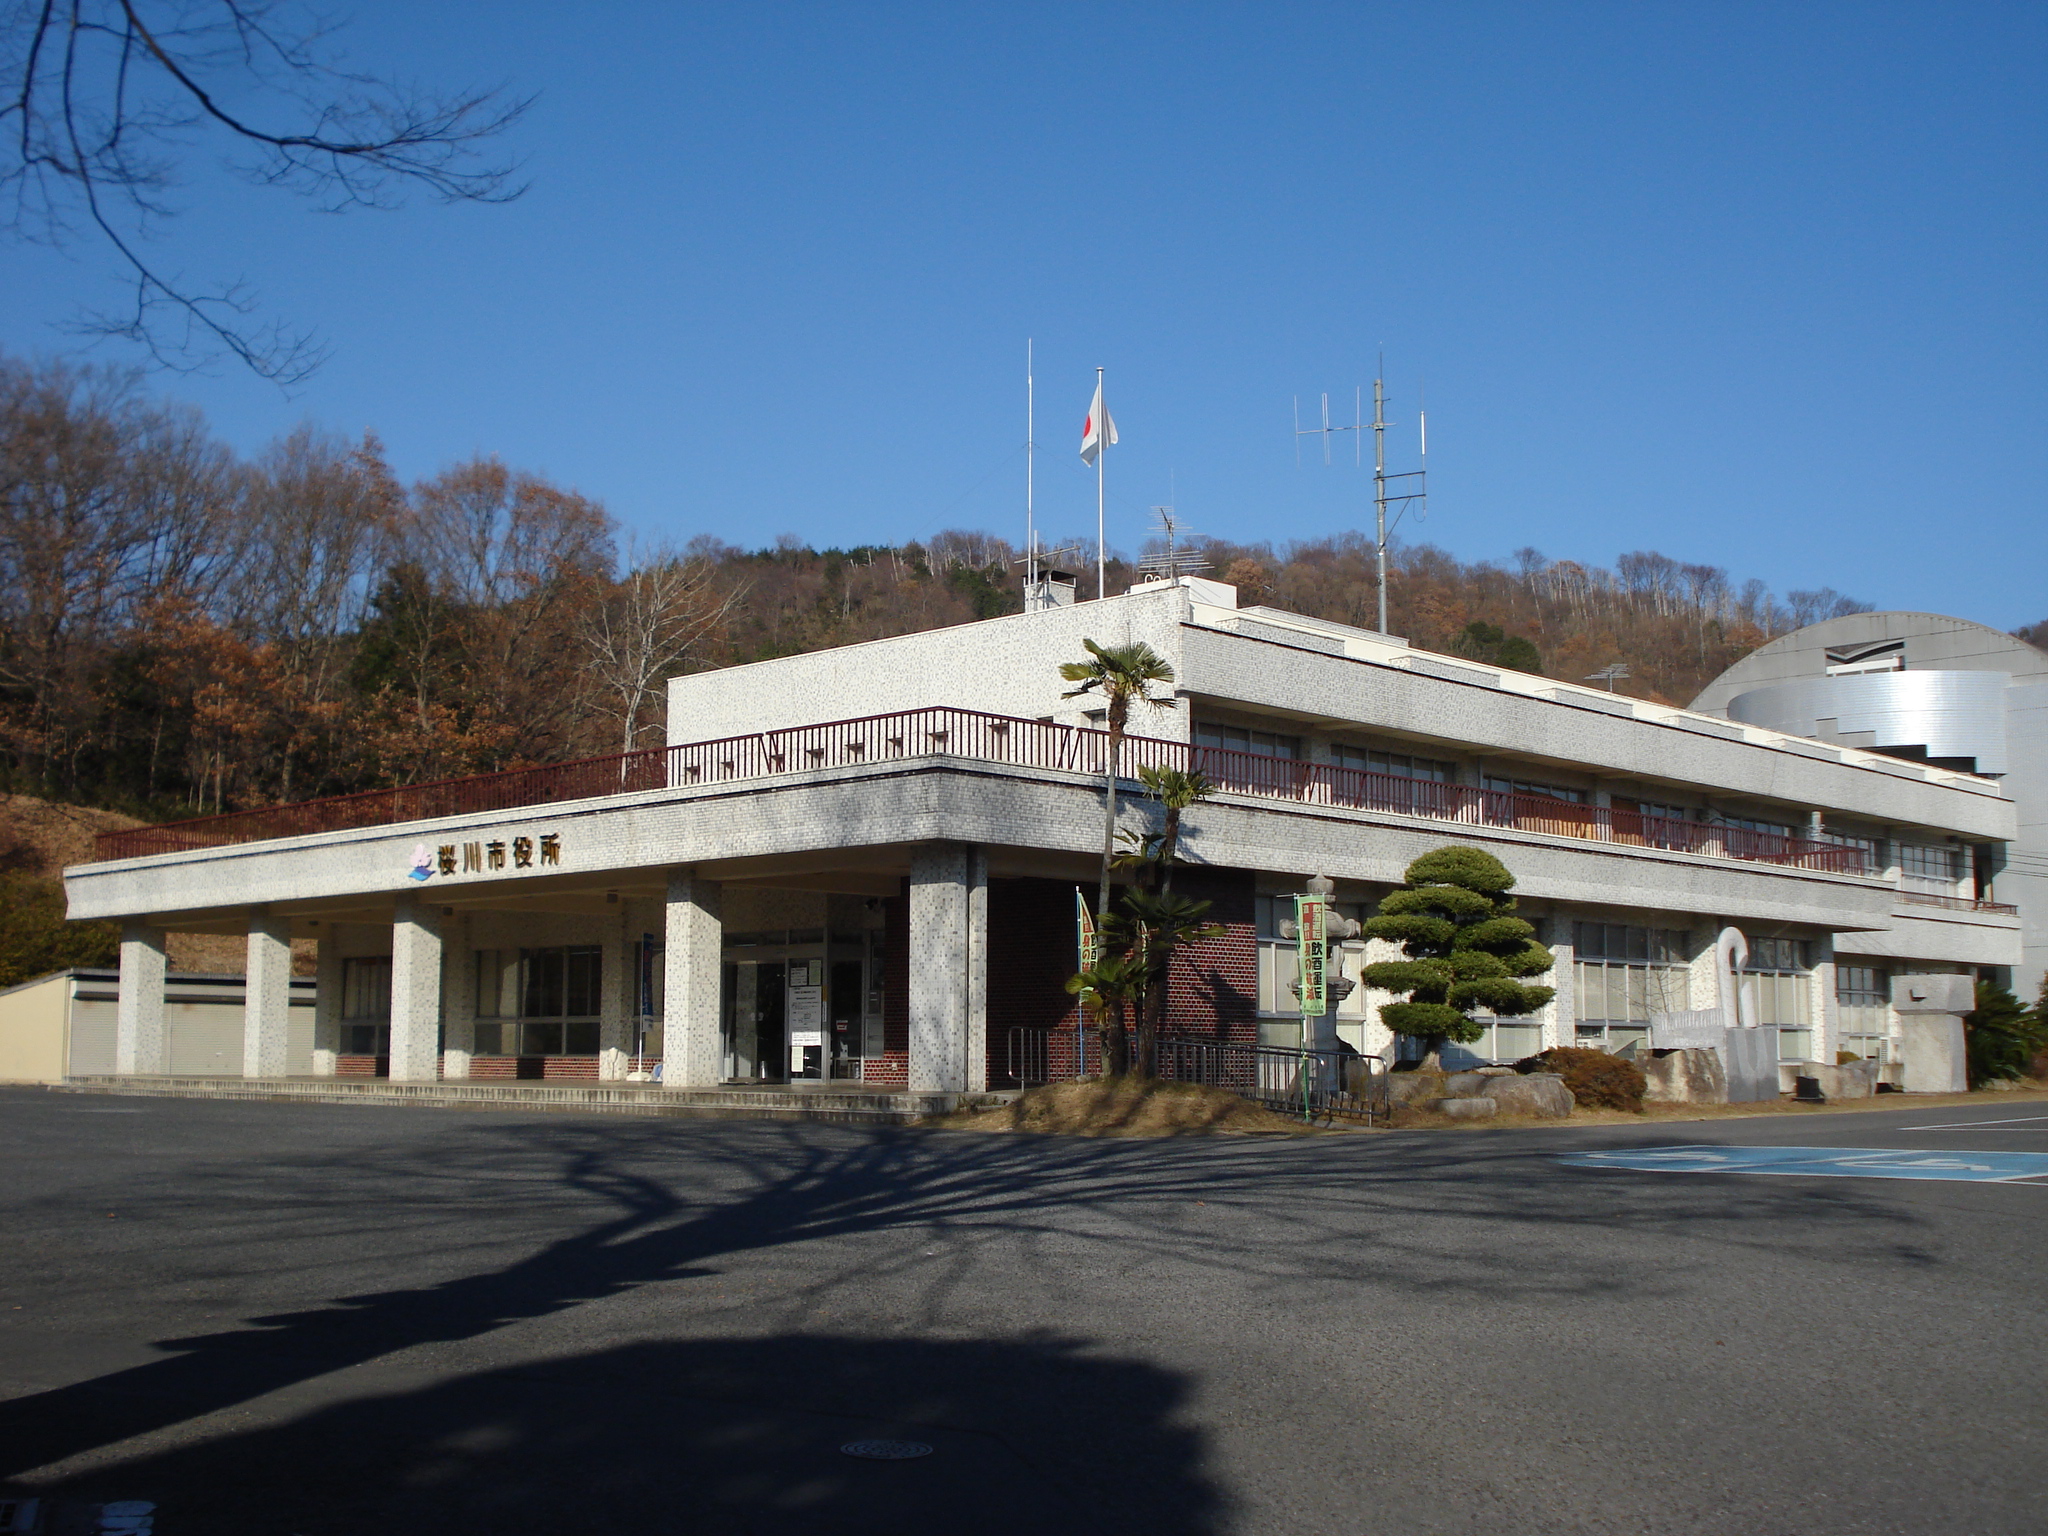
[931,1077,1323,1137]
[1390,1082,2048,1132]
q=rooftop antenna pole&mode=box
[1026,340,1037,589]
[1297,366,1422,633]
[1372,372,1388,635]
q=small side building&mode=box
[0,969,318,1083]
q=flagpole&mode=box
[1095,365,1106,601]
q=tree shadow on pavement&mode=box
[28,1332,1218,1536]
[0,1104,1942,1523]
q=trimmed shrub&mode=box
[1515,1046,1646,1111]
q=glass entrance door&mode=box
[722,960,789,1083]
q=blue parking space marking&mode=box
[1559,1145,2048,1184]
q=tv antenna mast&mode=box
[1584,663,1632,693]
[1294,365,1428,634]
[1135,504,1212,582]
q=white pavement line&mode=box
[1896,1115,2048,1130]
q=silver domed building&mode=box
[1693,612,2048,1006]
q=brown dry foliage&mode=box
[935,1078,1315,1137]
[1516,1046,1649,1111]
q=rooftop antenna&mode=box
[1296,361,1427,633]
[1135,503,1212,583]
[1024,340,1037,588]
[1585,663,1631,693]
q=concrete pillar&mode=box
[242,910,293,1079]
[389,899,443,1082]
[115,921,168,1075]
[663,872,723,1087]
[1686,927,1724,1011]
[1808,934,1837,1065]
[598,917,630,1081]
[909,843,970,1093]
[966,846,989,1093]
[441,913,474,1080]
[311,926,342,1076]
[1543,936,1575,1051]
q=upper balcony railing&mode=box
[1896,889,2020,916]
[92,705,1869,873]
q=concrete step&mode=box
[52,1075,983,1126]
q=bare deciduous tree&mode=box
[2,1,529,382]
[583,548,743,756]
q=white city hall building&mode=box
[61,578,2023,1102]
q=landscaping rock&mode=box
[1640,1047,1728,1105]
[1437,1097,1497,1120]
[1443,1072,1492,1098]
[1387,1073,1447,1106]
[1480,1072,1573,1118]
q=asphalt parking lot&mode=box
[1,1087,2042,1535]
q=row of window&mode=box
[1192,723,1983,884]
[340,948,608,1058]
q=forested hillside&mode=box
[3,353,2036,825]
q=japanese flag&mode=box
[1080,379,1117,466]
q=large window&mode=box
[1836,965,1890,1063]
[1816,832,1881,876]
[470,946,603,1055]
[1484,774,1586,803]
[1574,923,1689,1054]
[1255,895,1374,1049]
[1196,722,1302,759]
[1743,937,1812,1060]
[1331,744,1454,782]
[1255,896,1544,1065]
[1897,842,1962,895]
[339,956,391,1057]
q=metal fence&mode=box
[1003,1027,1385,1125]
[95,703,1867,874]
[1897,889,2019,916]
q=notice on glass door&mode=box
[789,985,823,1032]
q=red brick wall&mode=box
[864,889,909,1087]
[1159,867,1258,1047]
[981,870,1258,1082]
[468,1056,601,1081]
[987,877,1087,1084]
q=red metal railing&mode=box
[1897,889,2020,916]
[91,705,1868,873]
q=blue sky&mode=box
[5,2,2043,626]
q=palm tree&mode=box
[1066,951,1146,1077]
[1059,638,1175,918]
[1114,889,1224,1078]
[1136,764,1212,896]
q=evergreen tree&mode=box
[1361,846,1555,1062]
[1963,980,2048,1084]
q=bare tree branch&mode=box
[2,1,530,383]
[583,548,746,757]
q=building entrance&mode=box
[720,925,882,1083]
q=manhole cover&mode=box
[841,1439,933,1460]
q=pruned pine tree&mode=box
[1361,846,1556,1066]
